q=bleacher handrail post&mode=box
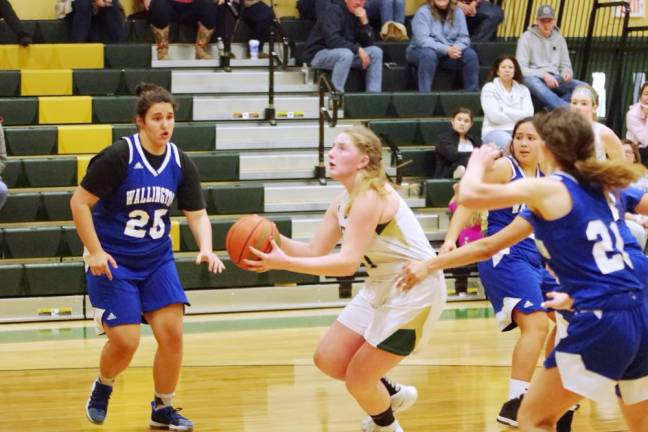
[264,19,292,126]
[556,0,566,29]
[265,25,277,126]
[609,2,631,131]
[579,0,600,79]
[315,73,338,185]
[522,0,535,33]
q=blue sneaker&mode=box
[150,403,194,431]
[85,380,113,424]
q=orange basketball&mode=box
[225,214,281,270]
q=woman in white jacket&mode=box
[481,55,534,149]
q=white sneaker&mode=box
[361,385,417,431]
[390,384,418,412]
[361,419,404,432]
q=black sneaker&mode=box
[85,379,113,424]
[556,404,579,432]
[150,403,193,431]
[496,395,523,427]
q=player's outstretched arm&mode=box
[246,190,381,276]
[458,146,570,221]
[278,197,343,258]
[184,209,225,274]
[70,186,118,280]
[396,216,533,290]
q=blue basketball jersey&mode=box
[521,173,643,310]
[486,156,539,258]
[92,134,182,264]
[614,187,648,290]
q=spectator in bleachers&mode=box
[406,0,480,92]
[480,54,534,149]
[365,0,405,30]
[231,0,275,58]
[63,0,126,43]
[434,107,481,178]
[626,81,648,166]
[570,84,624,161]
[143,0,219,60]
[457,0,503,42]
[515,4,586,111]
[443,183,483,296]
[0,0,31,46]
[621,139,648,250]
[303,0,383,93]
[0,118,7,212]
[623,139,648,192]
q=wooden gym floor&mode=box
[0,301,629,431]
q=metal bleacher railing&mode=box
[315,73,338,185]
[265,18,292,126]
[498,0,647,136]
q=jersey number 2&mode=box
[124,209,168,240]
[586,220,632,274]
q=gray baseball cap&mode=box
[537,4,556,20]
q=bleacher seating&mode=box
[0,9,524,321]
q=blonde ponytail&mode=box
[341,126,390,215]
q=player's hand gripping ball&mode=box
[225,214,281,270]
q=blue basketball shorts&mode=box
[478,250,556,331]
[545,293,648,404]
[86,252,189,333]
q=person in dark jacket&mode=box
[303,0,382,93]
[435,107,482,178]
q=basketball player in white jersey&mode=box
[245,126,447,432]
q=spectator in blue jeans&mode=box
[68,0,126,43]
[406,0,479,92]
[457,0,503,42]
[144,0,220,60]
[302,0,383,93]
[515,4,587,110]
[365,0,405,28]
[0,118,8,212]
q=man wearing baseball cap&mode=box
[515,4,587,110]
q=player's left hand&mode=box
[466,144,501,171]
[196,251,226,274]
[395,260,428,291]
[542,291,573,310]
[245,238,287,272]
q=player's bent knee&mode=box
[111,336,140,356]
[313,350,346,380]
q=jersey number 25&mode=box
[124,209,168,240]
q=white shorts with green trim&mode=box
[337,271,447,356]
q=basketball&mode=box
[225,214,281,270]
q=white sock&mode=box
[155,392,175,409]
[98,375,115,386]
[508,379,529,400]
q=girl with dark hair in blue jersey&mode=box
[440,117,560,428]
[400,109,648,431]
[71,83,224,431]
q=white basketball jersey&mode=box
[338,191,434,275]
